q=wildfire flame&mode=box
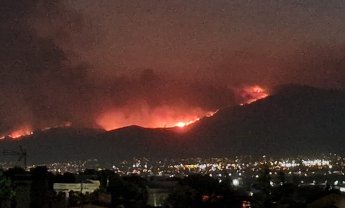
[7,126,33,140]
[174,110,216,128]
[0,85,268,139]
[175,119,199,128]
[1,109,216,140]
[96,106,217,131]
[0,122,72,140]
[238,85,269,105]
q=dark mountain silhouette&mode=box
[1,85,345,164]
[188,85,345,156]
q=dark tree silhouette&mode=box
[277,171,286,185]
[30,166,50,208]
[108,175,148,208]
[0,171,15,208]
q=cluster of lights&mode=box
[3,154,345,191]
[279,161,299,168]
[302,159,330,167]
[278,159,331,168]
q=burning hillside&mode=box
[236,85,269,105]
[0,85,268,139]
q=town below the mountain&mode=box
[1,154,345,208]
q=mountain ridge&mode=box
[1,85,345,163]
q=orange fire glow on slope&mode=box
[238,85,269,105]
[96,106,217,131]
[0,122,72,140]
[174,111,216,128]
[6,126,33,140]
[1,85,268,139]
[97,86,267,131]
[175,119,198,128]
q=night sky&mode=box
[1,0,345,135]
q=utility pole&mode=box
[79,161,85,208]
[3,145,27,169]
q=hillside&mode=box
[1,85,345,163]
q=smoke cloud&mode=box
[0,0,236,134]
[0,0,345,135]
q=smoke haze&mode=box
[1,0,345,134]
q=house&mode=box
[53,180,100,197]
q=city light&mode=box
[232,179,240,186]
